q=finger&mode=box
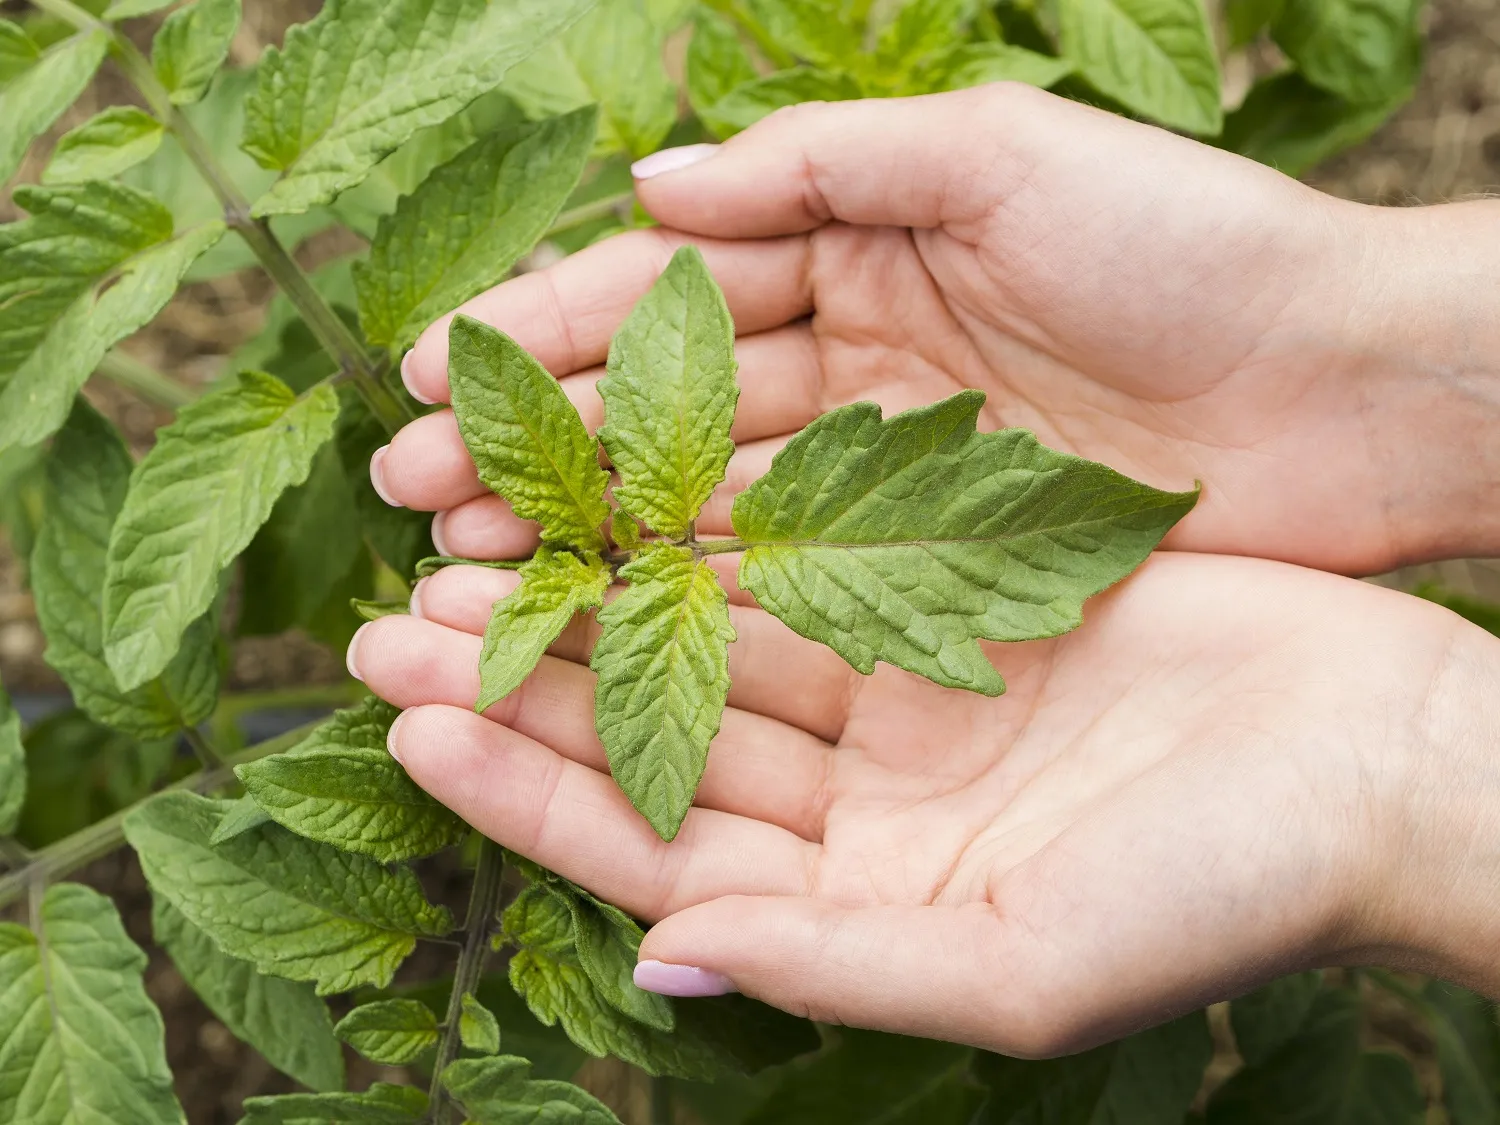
[404,228,813,403]
[388,704,818,920]
[431,495,539,561]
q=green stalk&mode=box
[692,537,750,557]
[95,349,198,408]
[547,191,636,238]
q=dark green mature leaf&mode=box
[152,895,345,1093]
[1424,981,1500,1125]
[42,107,165,185]
[0,883,183,1125]
[593,544,735,841]
[443,1057,621,1124]
[1056,0,1223,135]
[1230,972,1322,1067]
[0,20,42,83]
[476,547,611,712]
[336,390,435,578]
[334,1000,440,1065]
[733,391,1197,695]
[238,1084,427,1125]
[1271,0,1422,107]
[242,0,598,216]
[124,792,454,995]
[460,993,503,1055]
[0,682,23,836]
[924,43,1074,93]
[236,696,468,863]
[1220,72,1409,177]
[103,372,339,690]
[601,246,739,539]
[356,107,596,355]
[1226,0,1285,47]
[505,0,677,159]
[32,401,220,740]
[1206,989,1423,1124]
[702,68,863,136]
[449,316,610,551]
[152,0,241,105]
[0,29,107,185]
[744,0,862,67]
[687,9,758,121]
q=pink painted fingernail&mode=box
[401,351,437,405]
[430,511,452,556]
[386,710,409,765]
[632,144,719,180]
[408,577,429,620]
[634,961,737,997]
[346,622,371,683]
[370,446,402,507]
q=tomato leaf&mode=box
[42,107,165,185]
[443,1056,622,1124]
[459,993,503,1056]
[151,0,241,106]
[0,682,23,837]
[0,29,107,184]
[238,1085,428,1124]
[334,1000,441,1066]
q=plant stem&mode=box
[0,837,32,871]
[651,1076,674,1125]
[546,191,636,238]
[692,538,750,557]
[95,349,199,408]
[701,0,796,68]
[427,839,506,1124]
[211,683,366,726]
[183,725,224,771]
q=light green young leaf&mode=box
[0,883,184,1125]
[124,791,454,995]
[460,993,503,1055]
[32,401,220,741]
[236,696,468,863]
[238,1084,428,1125]
[1057,0,1223,135]
[443,1057,621,1124]
[152,0,241,105]
[744,0,862,67]
[476,548,611,713]
[103,372,339,691]
[0,29,107,185]
[504,0,677,159]
[355,106,596,354]
[1230,972,1322,1068]
[1226,0,1285,47]
[449,316,611,551]
[0,20,42,83]
[0,682,23,836]
[686,8,758,119]
[875,0,979,71]
[334,1000,440,1065]
[104,0,177,17]
[600,246,739,540]
[152,895,345,1093]
[1220,72,1409,177]
[42,106,165,185]
[1271,0,1422,107]
[701,68,864,136]
[924,42,1074,93]
[242,0,598,216]
[732,391,1197,695]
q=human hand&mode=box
[383,83,1500,577]
[348,552,1500,1055]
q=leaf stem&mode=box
[700,0,796,68]
[0,837,32,871]
[547,191,636,238]
[95,349,199,408]
[691,538,750,557]
[183,725,224,771]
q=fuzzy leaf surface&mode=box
[238,1085,428,1124]
[334,1000,440,1066]
[592,545,733,840]
[732,391,1197,695]
[460,994,502,1055]
[600,246,739,539]
[32,402,220,740]
[449,316,610,550]
[355,107,595,354]
[477,548,611,712]
[443,1057,621,1124]
[0,683,23,836]
[124,792,453,995]
[241,0,598,216]
[102,372,339,690]
[0,30,107,185]
[211,794,274,844]
[1056,0,1223,135]
[0,883,183,1125]
[42,107,165,185]
[152,0,241,105]
[236,696,467,863]
[152,895,344,1092]
[686,8,757,119]
[702,68,863,136]
[1271,0,1422,106]
[874,0,978,71]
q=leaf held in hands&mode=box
[732,391,1197,695]
[600,245,739,540]
[103,372,339,691]
[0,29,108,186]
[334,1000,440,1065]
[0,683,23,836]
[448,315,610,551]
[152,0,242,106]
[443,1056,622,1124]
[460,993,503,1055]
[238,1085,428,1125]
[42,107,165,185]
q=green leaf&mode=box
[334,1000,440,1066]
[152,0,241,106]
[476,547,611,713]
[152,895,344,1093]
[1424,981,1500,1125]
[210,794,274,844]
[923,42,1074,93]
[1220,71,1410,177]
[460,993,503,1055]
[124,791,454,995]
[42,106,165,185]
[104,0,176,17]
[1226,0,1285,48]
[1271,0,1422,106]
[504,0,677,160]
[353,598,411,621]
[0,20,42,84]
[355,106,596,354]
[732,391,1197,695]
[687,9,758,121]
[0,29,108,185]
[242,0,599,216]
[0,883,183,1125]
[1230,971,1322,1067]
[744,0,862,67]
[336,390,435,578]
[1056,0,1223,135]
[32,401,221,740]
[0,682,24,837]
[592,544,734,840]
[443,1057,621,1124]
[600,246,739,539]
[448,315,611,551]
[238,1084,428,1125]
[1206,989,1423,1124]
[102,372,339,691]
[610,511,644,552]
[701,68,863,137]
[874,0,979,73]
[236,696,469,863]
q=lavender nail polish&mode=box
[634,960,736,998]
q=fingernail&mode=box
[430,511,452,556]
[408,576,429,620]
[632,144,719,180]
[369,446,402,507]
[346,622,371,683]
[401,350,437,405]
[386,710,409,765]
[634,961,737,998]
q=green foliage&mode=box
[335,999,441,1065]
[152,0,242,105]
[1219,72,1408,177]
[1271,0,1423,108]
[0,683,23,837]
[238,1084,428,1124]
[0,29,107,185]
[460,993,503,1055]
[442,1056,622,1124]
[1230,971,1323,1066]
[0,20,42,83]
[42,106,165,185]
